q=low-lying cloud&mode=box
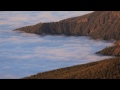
[0,11,114,79]
[0,33,114,79]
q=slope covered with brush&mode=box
[24,58,120,79]
[15,11,120,40]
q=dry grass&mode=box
[24,58,120,79]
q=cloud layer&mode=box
[0,34,114,79]
[0,11,114,79]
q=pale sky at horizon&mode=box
[0,11,93,29]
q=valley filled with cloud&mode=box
[0,11,114,78]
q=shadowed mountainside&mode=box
[24,58,120,79]
[96,41,120,56]
[15,11,120,40]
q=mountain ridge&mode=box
[15,11,120,40]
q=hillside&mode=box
[15,11,120,40]
[96,41,120,56]
[24,58,120,79]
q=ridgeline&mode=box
[15,11,120,40]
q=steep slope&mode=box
[96,41,120,56]
[24,58,120,79]
[15,11,120,40]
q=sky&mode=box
[0,11,93,29]
[0,11,114,79]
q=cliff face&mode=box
[15,11,120,40]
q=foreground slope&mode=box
[24,58,120,79]
[15,11,120,40]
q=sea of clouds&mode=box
[0,11,114,79]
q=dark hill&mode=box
[24,58,120,79]
[15,11,120,40]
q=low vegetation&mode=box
[24,58,120,79]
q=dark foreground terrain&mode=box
[24,58,120,79]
